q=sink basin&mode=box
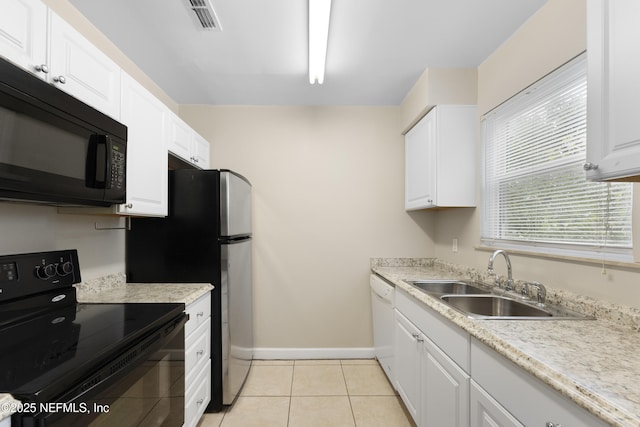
[440,295,594,320]
[441,295,550,318]
[407,280,490,295]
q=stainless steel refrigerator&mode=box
[125,169,253,412]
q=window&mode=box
[482,54,633,261]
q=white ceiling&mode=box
[69,0,547,106]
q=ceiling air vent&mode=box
[185,0,222,31]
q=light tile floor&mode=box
[197,359,416,427]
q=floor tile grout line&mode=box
[340,359,358,427]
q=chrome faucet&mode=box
[487,250,514,291]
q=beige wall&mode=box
[434,0,640,309]
[180,105,435,349]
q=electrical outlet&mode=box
[452,238,458,253]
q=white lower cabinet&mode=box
[392,287,609,427]
[0,417,9,427]
[470,381,523,427]
[184,292,212,427]
[470,338,608,427]
[394,310,422,422]
[394,289,470,427]
[421,337,469,427]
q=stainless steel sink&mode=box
[440,294,594,320]
[407,280,490,296]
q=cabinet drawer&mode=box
[471,338,608,427]
[185,318,211,385]
[184,360,211,427]
[185,292,211,338]
[396,288,470,371]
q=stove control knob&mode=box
[36,264,56,280]
[57,261,74,276]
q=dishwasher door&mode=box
[370,274,395,383]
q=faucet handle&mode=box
[520,282,530,300]
[529,281,547,306]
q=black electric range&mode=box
[0,250,187,427]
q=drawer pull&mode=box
[197,311,204,317]
[197,399,204,406]
[545,423,562,427]
[197,349,204,356]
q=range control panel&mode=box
[0,250,81,302]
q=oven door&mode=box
[13,313,187,427]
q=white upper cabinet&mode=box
[0,1,121,119]
[587,0,640,181]
[405,105,476,210]
[120,72,168,217]
[48,12,121,119]
[192,132,210,169]
[0,0,47,77]
[168,112,211,169]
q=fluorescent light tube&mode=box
[309,0,331,84]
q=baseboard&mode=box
[253,347,375,360]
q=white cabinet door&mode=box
[470,381,523,427]
[404,105,476,210]
[48,12,121,119]
[421,337,469,427]
[168,112,210,169]
[120,72,168,216]
[192,132,210,169]
[587,0,640,180]
[405,110,435,209]
[394,310,421,424]
[0,0,47,77]
[168,112,193,161]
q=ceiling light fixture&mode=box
[308,0,332,84]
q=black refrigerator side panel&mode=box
[125,169,225,412]
[126,169,221,283]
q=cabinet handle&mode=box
[583,162,598,171]
[197,311,204,317]
[545,423,562,427]
[197,349,204,356]
[124,203,133,209]
[53,75,66,84]
[35,64,49,74]
[197,398,204,405]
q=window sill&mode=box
[476,244,640,270]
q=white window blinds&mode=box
[482,54,632,256]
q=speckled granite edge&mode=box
[0,393,20,420]
[370,257,436,268]
[74,272,127,294]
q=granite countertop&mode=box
[75,273,213,305]
[0,394,20,422]
[371,258,640,427]
[0,274,213,421]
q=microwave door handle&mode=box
[86,135,110,189]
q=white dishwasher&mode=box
[370,274,395,383]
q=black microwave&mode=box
[0,56,127,207]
